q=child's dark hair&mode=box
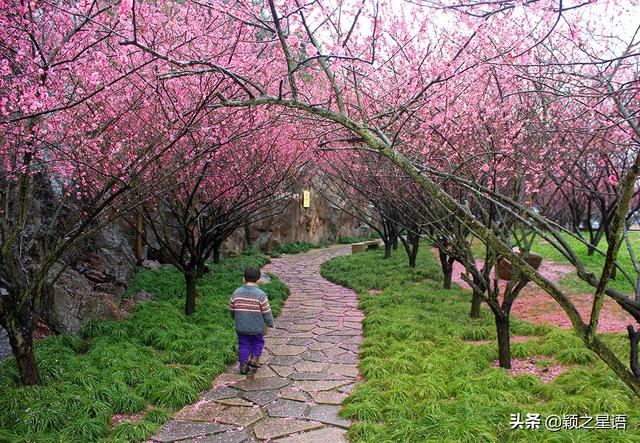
[244,267,261,283]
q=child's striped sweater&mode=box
[229,285,274,335]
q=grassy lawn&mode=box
[0,253,288,443]
[469,232,640,295]
[321,248,640,442]
[533,233,640,295]
[270,240,326,257]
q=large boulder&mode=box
[43,223,137,335]
[47,270,121,336]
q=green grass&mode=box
[338,235,380,244]
[469,232,640,295]
[321,246,441,292]
[533,233,640,295]
[321,248,640,442]
[0,252,288,442]
[270,240,327,257]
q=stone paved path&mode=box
[151,245,362,443]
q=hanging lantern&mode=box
[303,190,311,208]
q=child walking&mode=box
[229,267,274,374]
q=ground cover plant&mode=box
[321,248,640,442]
[0,253,288,442]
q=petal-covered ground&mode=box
[449,256,635,333]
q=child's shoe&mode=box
[239,364,250,375]
[248,356,261,369]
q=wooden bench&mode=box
[351,239,382,253]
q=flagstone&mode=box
[273,426,348,443]
[153,421,233,442]
[338,343,360,353]
[328,353,358,364]
[307,342,334,351]
[268,345,307,356]
[254,365,278,379]
[325,329,361,336]
[203,386,240,401]
[253,418,323,440]
[323,346,346,357]
[338,383,358,394]
[174,402,225,422]
[309,391,348,405]
[266,399,309,418]
[288,324,316,332]
[279,388,310,402]
[314,335,345,344]
[266,337,289,345]
[270,365,295,378]
[216,406,263,427]
[286,332,315,338]
[299,350,328,362]
[306,405,350,428]
[268,355,303,366]
[180,429,250,443]
[216,397,254,407]
[243,389,280,406]
[234,377,290,392]
[290,372,347,381]
[310,327,334,335]
[293,361,325,372]
[293,380,351,392]
[212,372,246,385]
[286,338,314,346]
[327,364,359,378]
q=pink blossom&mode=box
[608,174,618,186]
[305,43,317,56]
[118,0,133,18]
[287,34,300,50]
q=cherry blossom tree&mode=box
[137,110,308,315]
[0,0,223,385]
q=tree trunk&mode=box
[184,270,197,316]
[135,212,144,265]
[196,261,210,279]
[242,223,251,252]
[469,268,486,318]
[4,312,40,385]
[495,314,511,369]
[470,290,482,318]
[437,248,454,289]
[628,326,640,378]
[212,245,221,264]
[402,232,420,268]
[384,240,392,259]
[443,266,452,289]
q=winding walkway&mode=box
[151,245,362,442]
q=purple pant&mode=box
[237,333,265,364]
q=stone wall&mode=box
[222,188,367,255]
